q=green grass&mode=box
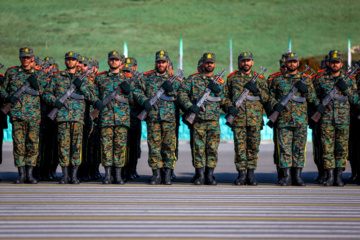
[1,0,360,76]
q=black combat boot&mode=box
[171,169,176,180]
[194,168,205,185]
[26,166,38,184]
[114,167,125,184]
[318,169,328,184]
[103,167,112,184]
[280,168,291,186]
[293,167,306,186]
[71,165,80,184]
[148,169,162,185]
[246,169,258,186]
[14,166,26,184]
[323,168,334,186]
[334,167,344,187]
[205,167,217,185]
[234,170,246,185]
[163,168,172,185]
[59,167,69,184]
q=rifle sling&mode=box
[334,94,348,102]
[245,95,260,101]
[70,93,85,100]
[114,95,129,104]
[290,96,306,103]
[24,88,40,96]
[160,95,176,102]
[206,96,221,102]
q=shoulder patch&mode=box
[144,70,154,75]
[53,71,62,75]
[217,78,225,84]
[269,71,281,77]
[227,70,238,78]
[188,72,200,77]
[96,71,107,76]
[125,72,132,78]
[316,73,326,80]
[253,71,264,80]
[7,66,18,70]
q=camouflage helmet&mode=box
[156,50,169,61]
[202,53,215,63]
[65,51,79,60]
[285,52,299,61]
[44,56,56,65]
[238,52,253,62]
[329,49,343,62]
[19,47,34,57]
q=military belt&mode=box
[206,96,221,102]
[114,95,129,104]
[334,94,348,102]
[24,88,39,96]
[160,95,176,102]
[291,96,306,103]
[245,95,260,101]
[70,93,85,100]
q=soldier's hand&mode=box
[6,95,18,104]
[27,75,39,90]
[161,81,173,93]
[73,78,83,88]
[189,105,201,115]
[94,100,105,111]
[274,103,284,112]
[55,99,64,110]
[143,100,153,112]
[294,81,308,94]
[228,106,239,116]
[207,81,221,94]
[335,80,348,92]
[120,82,131,96]
[244,81,258,95]
[316,103,326,114]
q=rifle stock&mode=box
[225,114,234,126]
[185,112,196,125]
[311,111,322,123]
[268,111,280,123]
[1,103,12,115]
[90,109,100,120]
[48,108,58,121]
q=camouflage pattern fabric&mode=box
[233,126,261,170]
[100,126,128,167]
[192,120,220,168]
[57,122,83,167]
[277,127,307,168]
[12,120,39,167]
[147,121,176,170]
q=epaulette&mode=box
[125,72,132,78]
[96,71,107,76]
[316,73,326,80]
[227,70,238,78]
[34,66,42,71]
[144,70,154,75]
[217,78,225,84]
[188,72,200,77]
[253,71,264,79]
[53,71,62,75]
[269,71,281,77]
[357,70,360,74]
[7,66,18,70]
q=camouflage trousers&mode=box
[12,120,39,167]
[193,120,220,169]
[101,125,128,167]
[321,123,349,169]
[233,126,261,170]
[126,118,142,170]
[312,123,324,172]
[147,121,176,170]
[57,122,83,167]
[277,127,307,168]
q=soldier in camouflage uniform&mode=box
[313,50,359,186]
[0,47,45,184]
[134,50,181,185]
[0,70,6,181]
[269,52,319,186]
[92,51,132,184]
[43,51,97,184]
[179,53,226,185]
[224,52,269,186]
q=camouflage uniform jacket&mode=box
[95,70,134,128]
[0,66,45,123]
[224,70,269,127]
[313,69,358,125]
[178,72,225,121]
[133,69,181,123]
[265,71,282,116]
[42,70,97,125]
[269,72,319,128]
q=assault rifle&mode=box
[184,68,226,125]
[137,69,184,121]
[311,64,359,122]
[47,66,93,121]
[267,65,312,127]
[225,66,267,126]
[90,71,143,120]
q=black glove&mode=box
[316,103,326,114]
[94,100,105,111]
[6,95,18,104]
[27,75,39,90]
[189,105,201,115]
[143,100,153,112]
[120,82,131,96]
[274,103,284,112]
[55,99,64,110]
[244,81,258,95]
[336,80,348,92]
[294,81,308,94]
[207,81,221,94]
[228,106,239,116]
[73,78,83,88]
[161,81,173,93]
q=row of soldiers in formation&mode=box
[0,47,360,187]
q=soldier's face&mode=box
[82,64,89,73]
[132,66,138,72]
[285,60,299,72]
[280,65,287,74]
[238,59,253,71]
[108,58,122,69]
[204,62,216,73]
[77,62,84,71]
[156,60,168,74]
[20,56,34,68]
[330,61,343,73]
[65,58,78,69]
